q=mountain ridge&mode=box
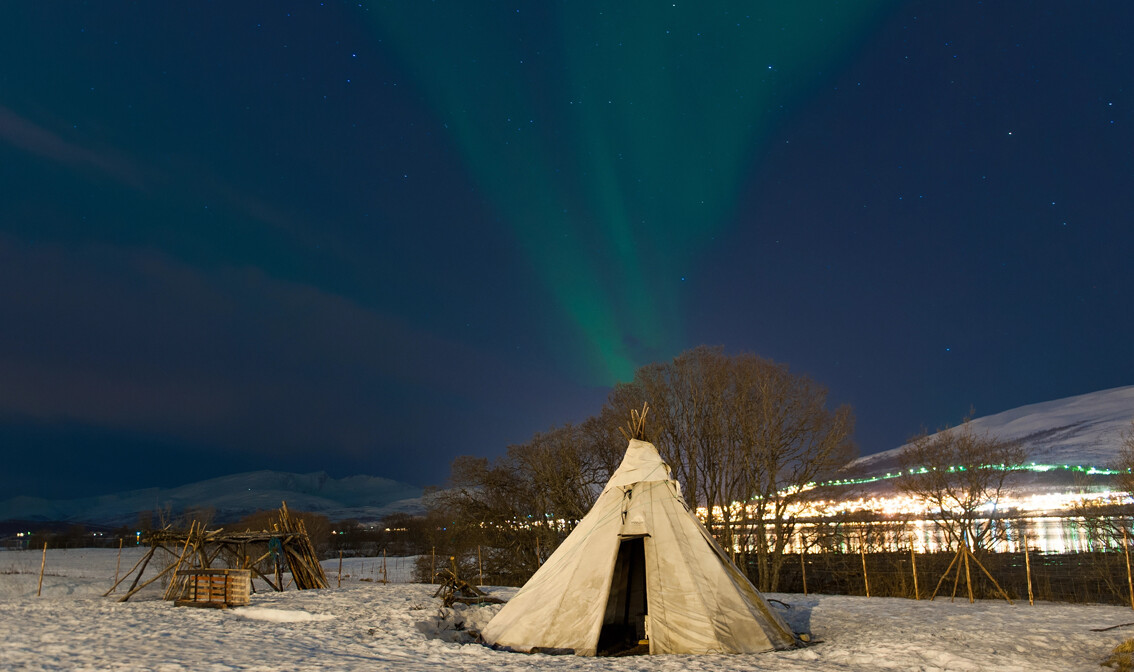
[0,469,423,526]
[851,385,1134,475]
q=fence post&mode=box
[910,533,919,600]
[859,529,870,598]
[37,541,47,597]
[1023,531,1034,606]
[1124,528,1133,611]
[800,550,808,596]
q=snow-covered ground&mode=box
[1,548,1131,671]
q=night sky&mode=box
[2,2,1131,499]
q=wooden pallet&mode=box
[174,568,251,609]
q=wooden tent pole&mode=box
[1023,531,1034,606]
[36,542,47,597]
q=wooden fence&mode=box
[769,549,1134,604]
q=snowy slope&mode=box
[853,385,1134,474]
[0,548,1130,671]
[0,470,423,525]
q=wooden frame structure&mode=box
[105,502,329,603]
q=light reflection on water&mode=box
[773,517,1124,555]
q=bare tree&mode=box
[428,346,857,590]
[896,417,1026,552]
[733,354,857,591]
[423,423,616,585]
[598,346,856,591]
[1114,420,1134,498]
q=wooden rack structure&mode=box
[105,501,329,603]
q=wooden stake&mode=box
[930,546,962,601]
[431,547,436,584]
[859,531,870,597]
[1023,531,1034,606]
[382,548,388,585]
[910,534,919,600]
[163,521,197,601]
[962,542,974,604]
[118,560,181,602]
[1124,528,1134,611]
[114,538,123,588]
[950,546,963,602]
[104,547,153,597]
[478,545,484,588]
[968,546,1013,604]
[337,550,343,588]
[36,541,47,597]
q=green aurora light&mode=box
[367,2,892,384]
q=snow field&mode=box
[1,548,1131,671]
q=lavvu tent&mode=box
[481,438,799,655]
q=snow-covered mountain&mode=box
[0,470,423,526]
[852,385,1134,475]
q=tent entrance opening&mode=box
[598,536,649,655]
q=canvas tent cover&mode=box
[481,439,797,655]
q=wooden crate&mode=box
[174,569,251,608]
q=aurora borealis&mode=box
[1,2,1131,498]
[366,2,889,382]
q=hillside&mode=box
[852,385,1134,476]
[0,470,423,526]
